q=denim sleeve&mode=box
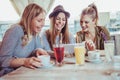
[0,26,20,68]
[40,31,51,50]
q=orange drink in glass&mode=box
[74,44,85,65]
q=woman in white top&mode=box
[41,5,75,51]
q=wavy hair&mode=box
[48,12,70,50]
[19,3,45,46]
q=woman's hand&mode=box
[85,40,96,51]
[23,57,42,69]
[35,48,48,57]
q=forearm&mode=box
[10,58,26,68]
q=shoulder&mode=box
[96,26,107,30]
[45,29,50,35]
[76,30,83,36]
[7,24,23,34]
[96,26,110,40]
[96,26,109,33]
[40,29,50,40]
[45,29,50,37]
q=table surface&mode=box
[1,57,120,80]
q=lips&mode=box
[55,23,64,30]
[57,24,63,27]
[82,26,87,30]
[82,26,89,32]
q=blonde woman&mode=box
[76,3,110,51]
[0,3,48,76]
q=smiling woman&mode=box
[76,3,110,51]
[40,5,75,52]
[0,3,48,76]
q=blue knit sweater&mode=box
[0,24,42,75]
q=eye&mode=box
[62,18,66,21]
[85,21,89,24]
[80,21,83,24]
[56,17,60,20]
[37,19,45,22]
[37,19,42,22]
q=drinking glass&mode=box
[104,40,115,63]
[74,43,86,65]
[53,44,64,66]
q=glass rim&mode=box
[104,40,114,43]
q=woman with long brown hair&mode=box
[41,5,75,51]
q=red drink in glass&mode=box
[54,47,64,64]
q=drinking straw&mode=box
[76,35,79,43]
[60,33,62,44]
[59,33,62,47]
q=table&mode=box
[1,57,120,80]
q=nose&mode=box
[81,22,86,27]
[58,19,62,24]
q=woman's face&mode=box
[80,15,96,32]
[31,12,45,34]
[55,12,66,31]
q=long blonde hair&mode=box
[47,12,70,50]
[81,3,98,25]
[19,3,45,46]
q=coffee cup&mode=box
[88,50,100,60]
[38,55,50,67]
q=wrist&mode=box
[10,58,27,68]
[22,58,27,66]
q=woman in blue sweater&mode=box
[0,3,48,76]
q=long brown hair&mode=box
[46,12,70,50]
[19,3,45,46]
